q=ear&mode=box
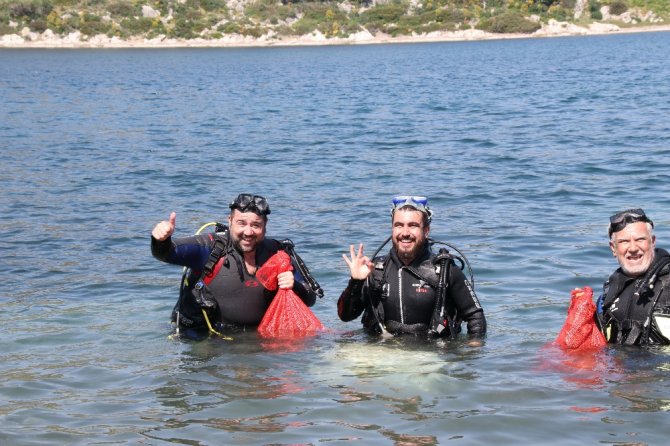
[609,239,616,256]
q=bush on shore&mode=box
[476,12,541,33]
[0,0,666,40]
[608,1,628,16]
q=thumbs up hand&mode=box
[152,212,176,241]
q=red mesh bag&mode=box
[257,251,324,338]
[255,250,292,291]
[555,286,607,351]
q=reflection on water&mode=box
[537,343,623,390]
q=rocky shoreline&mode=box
[2,21,670,49]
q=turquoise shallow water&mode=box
[2,33,670,445]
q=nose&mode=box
[628,240,640,252]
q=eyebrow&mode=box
[616,235,649,242]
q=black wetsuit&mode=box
[596,248,670,345]
[152,232,318,332]
[337,245,486,337]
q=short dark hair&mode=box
[392,205,431,228]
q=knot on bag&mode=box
[256,250,293,291]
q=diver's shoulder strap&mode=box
[649,262,670,311]
[173,223,229,328]
[369,255,390,287]
[202,232,230,282]
[277,238,324,298]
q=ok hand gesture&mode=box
[342,243,373,280]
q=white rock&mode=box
[574,0,587,19]
[1,34,24,44]
[457,29,488,40]
[600,6,611,21]
[617,11,631,23]
[142,5,160,18]
[301,30,326,41]
[90,34,112,45]
[349,29,374,42]
[64,31,82,42]
[589,22,620,33]
[338,1,353,13]
[545,19,568,30]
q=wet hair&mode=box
[610,221,654,243]
[392,205,431,228]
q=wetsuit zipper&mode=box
[398,267,405,324]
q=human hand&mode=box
[342,243,373,280]
[277,271,294,289]
[152,212,176,241]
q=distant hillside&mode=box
[1,0,667,43]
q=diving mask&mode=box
[608,208,653,237]
[229,194,271,216]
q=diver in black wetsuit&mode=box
[596,208,670,345]
[151,194,320,336]
[338,195,486,340]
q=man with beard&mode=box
[151,194,319,336]
[337,195,486,339]
[596,208,670,345]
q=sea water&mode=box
[2,32,670,445]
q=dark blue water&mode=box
[2,32,670,445]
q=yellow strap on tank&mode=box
[202,309,233,340]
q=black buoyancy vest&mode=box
[364,248,458,335]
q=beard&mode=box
[620,251,655,277]
[393,235,426,264]
[232,234,260,254]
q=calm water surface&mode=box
[2,32,670,445]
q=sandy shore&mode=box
[1,21,669,49]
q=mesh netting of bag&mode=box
[256,251,324,338]
[258,288,325,338]
[555,286,606,351]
